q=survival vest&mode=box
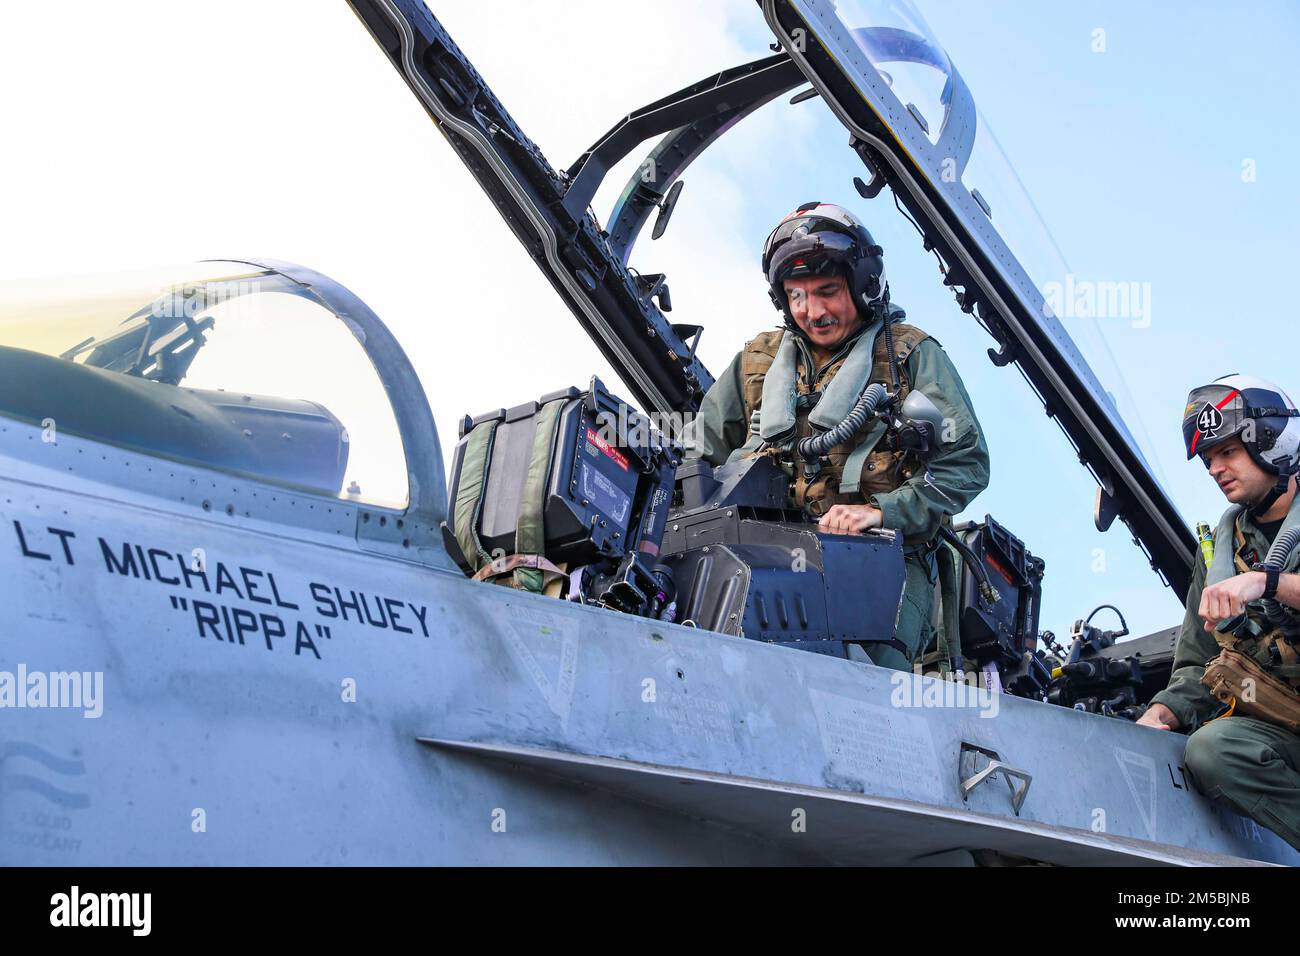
[1200,497,1300,730]
[1206,505,1300,684]
[735,321,929,518]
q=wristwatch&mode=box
[1252,562,1282,601]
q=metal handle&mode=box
[959,743,1031,816]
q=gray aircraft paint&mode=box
[1,0,1293,866]
[0,411,1293,864]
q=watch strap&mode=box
[1253,562,1282,601]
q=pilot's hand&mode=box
[1136,702,1179,731]
[1199,571,1265,632]
[818,504,883,535]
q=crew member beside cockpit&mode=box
[684,203,990,670]
[1139,376,1300,850]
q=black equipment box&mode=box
[955,514,1045,665]
[443,376,679,573]
[661,462,907,657]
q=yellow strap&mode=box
[1209,696,1237,722]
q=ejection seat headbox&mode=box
[442,376,680,579]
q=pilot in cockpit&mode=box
[684,202,990,670]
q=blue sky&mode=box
[674,0,1300,639]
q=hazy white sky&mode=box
[0,1,782,438]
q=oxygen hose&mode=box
[1260,525,1300,626]
[797,293,898,468]
[797,381,888,463]
[1264,525,1300,566]
[939,524,1000,608]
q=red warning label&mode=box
[585,427,629,471]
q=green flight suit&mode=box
[685,321,990,670]
[1147,503,1300,851]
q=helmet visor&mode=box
[1183,385,1247,460]
[765,229,857,286]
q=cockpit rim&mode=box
[0,257,452,568]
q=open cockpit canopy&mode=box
[346,0,1194,593]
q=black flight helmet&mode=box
[761,202,886,329]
